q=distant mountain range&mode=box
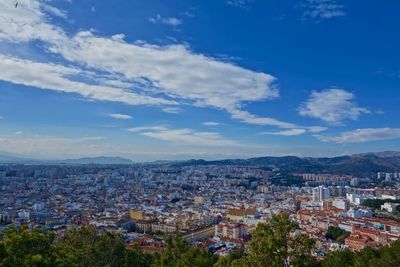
[1,151,400,177]
[0,152,133,165]
[171,151,400,178]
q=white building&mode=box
[34,202,45,211]
[347,208,373,218]
[346,193,373,205]
[18,211,30,219]
[332,199,350,211]
[381,194,398,200]
[312,186,330,202]
[350,178,360,187]
[381,202,399,213]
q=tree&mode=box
[152,235,215,267]
[321,240,400,267]
[363,199,400,210]
[124,245,153,267]
[54,225,100,266]
[0,226,56,267]
[54,225,146,267]
[362,199,384,209]
[3,223,400,267]
[214,249,244,267]
[243,214,316,267]
[353,247,380,267]
[0,225,154,267]
[368,241,400,267]
[322,249,354,267]
[291,235,319,267]
[325,227,350,244]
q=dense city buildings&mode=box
[1,163,400,257]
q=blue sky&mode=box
[0,0,399,161]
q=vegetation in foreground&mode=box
[1,214,400,267]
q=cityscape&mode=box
[1,0,400,266]
[1,154,400,262]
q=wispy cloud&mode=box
[126,126,167,133]
[42,4,68,19]
[316,128,400,143]
[299,88,369,125]
[109,113,132,120]
[301,0,346,21]
[162,107,182,114]
[228,109,325,132]
[0,0,323,132]
[229,108,296,128]
[127,126,238,147]
[261,129,306,136]
[0,54,174,106]
[149,14,182,27]
[227,0,253,10]
[203,122,222,126]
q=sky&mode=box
[0,0,399,161]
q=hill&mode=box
[172,151,400,177]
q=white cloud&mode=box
[203,121,222,126]
[0,0,325,131]
[308,126,328,133]
[109,113,132,120]
[0,54,174,106]
[316,128,400,143]
[299,88,369,125]
[50,32,279,113]
[261,129,306,136]
[127,126,238,147]
[42,4,68,19]
[301,0,346,21]
[229,108,298,128]
[149,14,182,26]
[15,130,23,135]
[162,107,182,114]
[0,0,66,43]
[127,126,168,133]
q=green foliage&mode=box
[0,225,56,267]
[322,240,400,267]
[2,222,400,267]
[214,249,244,267]
[124,245,153,267]
[325,226,350,244]
[322,249,354,267]
[241,214,316,267]
[363,199,400,210]
[0,225,152,267]
[363,199,385,209]
[152,235,215,267]
[55,225,153,267]
[353,247,380,267]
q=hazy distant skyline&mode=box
[0,0,399,161]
